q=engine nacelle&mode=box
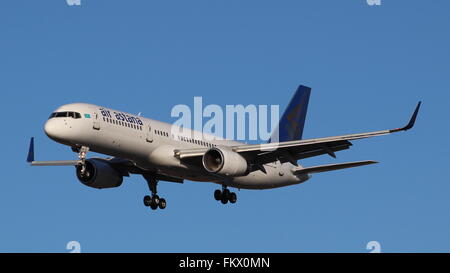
[76,158,123,189]
[202,148,249,177]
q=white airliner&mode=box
[27,85,421,211]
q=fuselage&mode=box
[44,103,309,189]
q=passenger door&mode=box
[93,112,101,130]
[146,124,153,142]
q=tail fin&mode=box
[269,85,311,143]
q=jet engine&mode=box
[76,158,123,189]
[202,148,249,177]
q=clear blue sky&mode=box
[0,0,449,252]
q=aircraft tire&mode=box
[214,190,222,201]
[143,195,152,207]
[158,198,167,209]
[221,196,228,204]
[150,203,158,210]
[229,192,237,204]
[222,189,230,200]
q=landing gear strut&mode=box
[214,185,237,204]
[143,174,167,211]
[73,146,89,177]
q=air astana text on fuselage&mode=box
[99,108,144,126]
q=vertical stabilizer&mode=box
[269,85,311,143]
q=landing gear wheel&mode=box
[222,189,230,200]
[151,195,160,206]
[158,198,167,209]
[150,202,158,210]
[221,196,229,204]
[229,192,237,204]
[214,190,222,201]
[143,195,151,207]
[215,187,238,205]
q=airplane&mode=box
[26,85,421,211]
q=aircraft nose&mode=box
[44,119,59,140]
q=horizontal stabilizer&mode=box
[30,160,81,166]
[27,137,81,166]
[293,160,378,175]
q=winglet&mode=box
[27,137,35,163]
[391,101,421,132]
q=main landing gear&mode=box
[214,186,237,205]
[143,174,167,211]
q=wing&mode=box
[175,102,421,166]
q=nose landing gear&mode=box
[214,186,237,205]
[72,146,90,177]
[143,174,167,211]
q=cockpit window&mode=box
[48,111,82,119]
